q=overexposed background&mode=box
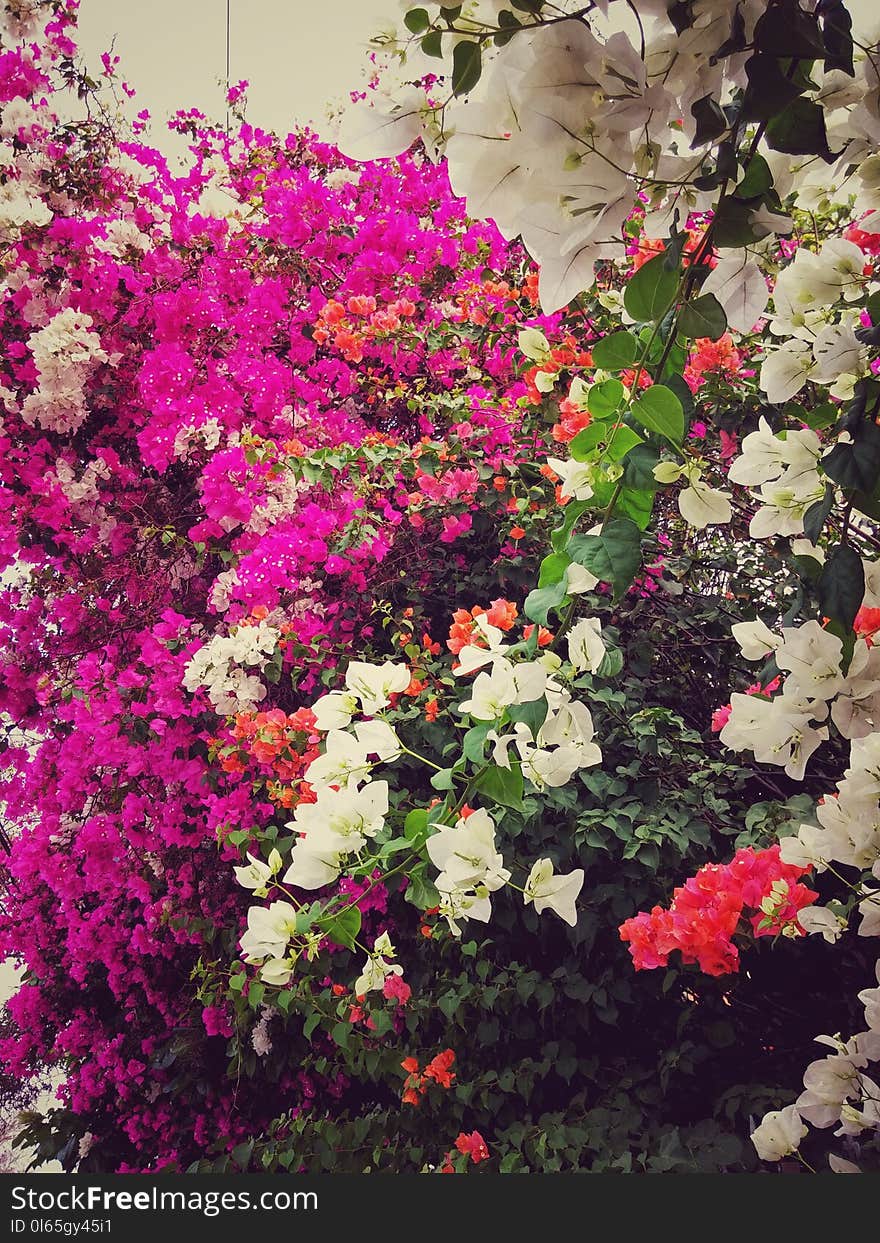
[77,0,394,152]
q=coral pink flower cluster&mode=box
[619,846,818,977]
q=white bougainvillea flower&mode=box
[290,780,388,841]
[523,858,584,926]
[567,617,605,674]
[731,618,782,661]
[344,660,411,715]
[518,327,551,361]
[336,86,425,161]
[455,615,510,675]
[547,456,595,501]
[542,712,602,771]
[488,721,534,769]
[354,719,401,762]
[750,1105,807,1162]
[700,251,769,333]
[776,620,845,701]
[457,665,518,720]
[304,729,374,789]
[354,931,402,997]
[522,743,585,789]
[812,320,866,385]
[565,560,600,594]
[728,418,820,487]
[797,905,847,943]
[239,900,298,963]
[720,692,828,781]
[760,342,817,404]
[259,958,294,987]
[283,823,356,890]
[678,475,732,529]
[426,808,510,893]
[311,689,359,731]
[749,472,826,539]
[233,849,281,893]
[435,876,492,937]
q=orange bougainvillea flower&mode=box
[523,623,553,646]
[509,525,526,540]
[423,1049,456,1088]
[424,698,439,722]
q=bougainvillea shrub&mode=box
[1,0,879,1174]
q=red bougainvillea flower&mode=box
[455,1131,490,1163]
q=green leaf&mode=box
[403,808,429,841]
[711,195,763,249]
[622,441,661,491]
[736,153,773,199]
[754,0,826,57]
[430,767,455,791]
[404,867,440,910]
[804,401,840,431]
[803,483,834,545]
[766,98,830,157]
[567,516,642,602]
[421,29,443,56]
[524,580,569,625]
[303,1011,322,1041]
[331,1021,350,1049]
[451,40,482,95]
[569,423,608,460]
[818,544,865,632]
[615,486,655,531]
[690,94,728,147]
[624,254,679,323]
[591,330,639,369]
[507,697,549,738]
[821,0,854,75]
[404,7,430,33]
[743,54,807,123]
[323,905,362,951]
[537,552,569,587]
[630,385,685,445]
[550,499,593,553]
[463,721,492,763]
[474,762,523,810]
[587,378,625,418]
[678,293,727,341]
[822,418,880,493]
[231,1140,254,1170]
[605,425,644,463]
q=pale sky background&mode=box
[76,0,396,155]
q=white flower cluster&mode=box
[20,308,115,435]
[182,620,280,715]
[338,2,880,315]
[722,617,880,780]
[93,217,150,258]
[727,417,824,539]
[453,614,603,790]
[0,174,52,239]
[426,806,583,935]
[171,418,224,464]
[235,638,596,981]
[760,238,873,406]
[779,733,880,936]
[750,731,880,1165]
